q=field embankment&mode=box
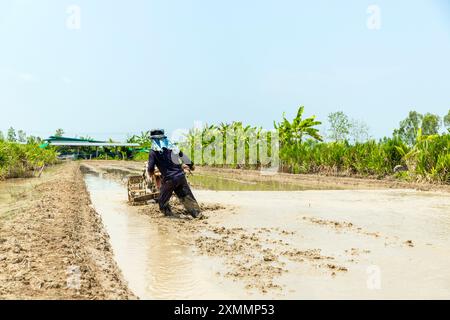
[0,162,135,299]
[100,159,450,192]
[193,166,450,192]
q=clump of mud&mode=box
[302,216,381,238]
[404,240,414,247]
[280,248,348,275]
[345,248,371,256]
[302,216,416,248]
[136,199,227,220]
[281,248,334,261]
[194,228,288,293]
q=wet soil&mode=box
[0,162,135,299]
[83,161,450,299]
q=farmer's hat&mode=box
[150,128,167,139]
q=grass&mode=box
[278,136,408,177]
[404,133,450,184]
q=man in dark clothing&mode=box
[147,129,202,218]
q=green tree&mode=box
[443,109,450,132]
[394,111,423,146]
[421,113,441,136]
[275,106,322,145]
[7,127,17,142]
[27,135,42,144]
[327,111,351,142]
[0,131,4,141]
[54,128,65,137]
[126,131,151,147]
[350,119,370,143]
[17,130,27,143]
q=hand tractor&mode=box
[127,162,191,205]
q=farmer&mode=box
[147,129,202,218]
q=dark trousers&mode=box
[159,175,200,214]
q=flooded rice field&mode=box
[82,162,450,299]
[84,174,249,299]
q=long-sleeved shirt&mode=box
[147,148,193,181]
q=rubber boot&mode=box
[189,209,203,219]
[161,205,176,217]
[179,195,202,218]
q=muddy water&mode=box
[84,168,450,299]
[83,174,247,299]
[189,173,339,191]
[196,189,450,299]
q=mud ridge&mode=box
[0,163,135,299]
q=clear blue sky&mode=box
[1,0,449,141]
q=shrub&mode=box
[0,142,58,179]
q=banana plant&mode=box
[274,106,323,145]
